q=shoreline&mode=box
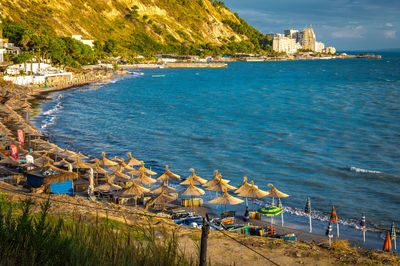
[23,70,395,250]
[1,73,399,264]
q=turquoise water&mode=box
[32,54,400,248]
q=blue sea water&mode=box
[31,53,400,249]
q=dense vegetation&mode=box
[0,194,193,265]
[0,0,273,67]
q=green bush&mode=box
[0,197,193,266]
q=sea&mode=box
[31,52,400,250]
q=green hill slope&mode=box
[0,0,272,65]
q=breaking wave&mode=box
[349,166,382,174]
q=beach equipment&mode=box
[257,206,283,225]
[326,222,333,247]
[360,213,366,244]
[205,175,237,192]
[137,161,157,176]
[208,189,243,215]
[0,156,20,166]
[57,148,78,161]
[383,232,392,252]
[234,176,256,207]
[115,180,150,205]
[180,168,207,186]
[125,152,142,166]
[98,152,118,167]
[132,172,157,186]
[94,180,122,193]
[179,179,205,210]
[53,158,71,168]
[237,181,269,211]
[330,205,339,238]
[203,170,229,187]
[157,165,181,183]
[108,170,131,183]
[151,180,177,194]
[146,190,176,210]
[108,158,135,172]
[391,222,397,251]
[71,157,91,170]
[305,197,312,232]
[266,184,289,225]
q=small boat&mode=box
[152,75,165,77]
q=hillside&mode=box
[0,0,270,51]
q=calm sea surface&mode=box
[31,53,400,246]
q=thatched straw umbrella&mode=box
[34,156,54,167]
[108,158,135,172]
[71,157,91,170]
[125,152,142,166]
[180,168,207,186]
[179,180,205,210]
[205,175,236,192]
[203,170,229,187]
[132,172,157,186]
[98,152,118,167]
[237,181,269,211]
[108,170,131,183]
[234,176,256,207]
[266,183,289,225]
[137,161,157,176]
[146,190,176,210]
[53,158,71,168]
[0,156,20,167]
[151,180,177,194]
[94,179,122,193]
[69,152,89,161]
[114,180,150,205]
[209,189,244,215]
[206,174,237,212]
[57,148,78,161]
[157,165,181,184]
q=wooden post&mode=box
[199,218,210,266]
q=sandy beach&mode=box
[0,74,399,265]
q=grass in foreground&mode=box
[0,193,194,266]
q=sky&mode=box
[225,0,400,51]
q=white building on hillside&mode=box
[72,35,95,48]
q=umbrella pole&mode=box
[245,197,248,207]
[309,214,312,233]
[337,222,340,238]
[394,237,397,251]
[281,212,284,226]
[362,230,365,244]
[252,199,254,212]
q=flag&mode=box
[11,144,18,160]
[17,130,24,146]
[330,205,338,223]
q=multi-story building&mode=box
[323,46,336,54]
[284,29,302,43]
[272,34,299,54]
[315,41,325,53]
[72,35,95,48]
[301,28,316,51]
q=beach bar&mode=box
[26,162,78,195]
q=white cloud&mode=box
[327,25,366,38]
[385,23,393,27]
[384,30,396,39]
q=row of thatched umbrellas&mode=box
[1,134,289,216]
[78,152,290,214]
